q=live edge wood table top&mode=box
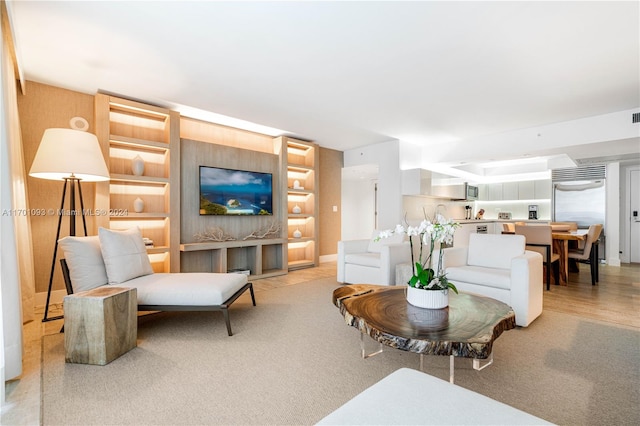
[333,285,516,360]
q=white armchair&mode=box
[443,233,543,327]
[337,231,411,286]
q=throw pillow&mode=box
[57,235,108,292]
[98,226,154,284]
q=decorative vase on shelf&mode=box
[293,179,300,189]
[133,197,145,213]
[132,154,145,176]
[406,287,449,309]
[292,204,302,214]
[293,228,302,238]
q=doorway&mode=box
[341,164,378,240]
[630,169,640,263]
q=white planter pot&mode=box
[406,286,449,309]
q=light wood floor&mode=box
[543,262,640,328]
[2,261,638,425]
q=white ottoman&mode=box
[318,368,552,425]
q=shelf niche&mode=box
[180,239,286,280]
[94,94,180,272]
[277,137,319,270]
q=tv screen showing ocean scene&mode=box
[199,166,273,215]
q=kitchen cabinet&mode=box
[534,179,552,199]
[518,180,551,200]
[453,222,496,247]
[488,183,503,201]
[518,181,535,199]
[502,182,519,200]
[453,223,476,247]
[479,180,552,201]
[478,184,489,201]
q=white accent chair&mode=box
[337,231,411,286]
[443,233,543,327]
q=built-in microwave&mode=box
[465,184,479,200]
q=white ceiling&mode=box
[7,1,640,179]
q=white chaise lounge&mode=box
[58,227,255,336]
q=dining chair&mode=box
[502,223,515,234]
[551,221,578,231]
[568,224,603,285]
[515,224,559,290]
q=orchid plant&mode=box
[378,214,460,292]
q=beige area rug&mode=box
[42,278,640,425]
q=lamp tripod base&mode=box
[42,177,88,323]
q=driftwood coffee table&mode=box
[333,284,516,383]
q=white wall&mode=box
[606,162,621,266]
[343,140,403,230]
[341,178,376,240]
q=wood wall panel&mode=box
[17,81,96,293]
[180,138,282,244]
[180,117,274,153]
[319,147,343,256]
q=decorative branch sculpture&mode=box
[243,220,281,240]
[194,227,236,242]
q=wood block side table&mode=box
[64,286,137,365]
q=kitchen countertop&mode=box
[453,219,551,224]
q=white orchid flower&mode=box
[378,229,393,239]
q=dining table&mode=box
[551,229,588,285]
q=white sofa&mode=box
[443,233,543,327]
[58,227,255,336]
[318,368,552,425]
[337,231,411,286]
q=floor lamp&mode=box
[29,128,109,322]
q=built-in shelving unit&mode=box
[180,238,286,280]
[95,94,180,272]
[277,137,319,270]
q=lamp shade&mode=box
[29,128,110,181]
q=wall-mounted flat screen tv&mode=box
[199,166,273,215]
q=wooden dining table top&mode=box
[552,229,588,241]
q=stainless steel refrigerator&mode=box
[552,173,606,261]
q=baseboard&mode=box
[35,289,67,308]
[607,258,621,267]
[320,254,337,263]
